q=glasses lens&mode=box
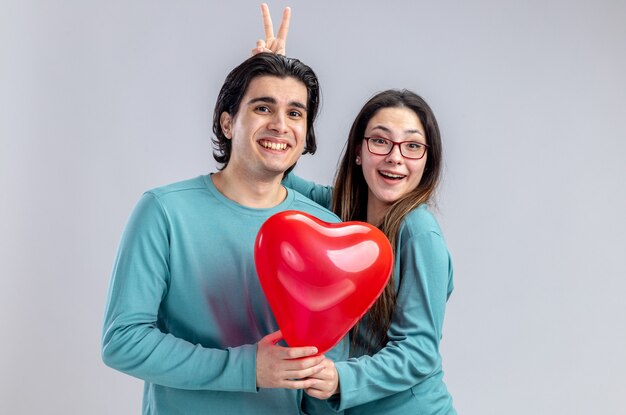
[400,142,426,159]
[367,138,392,155]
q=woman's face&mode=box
[358,106,428,217]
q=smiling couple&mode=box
[102,4,455,415]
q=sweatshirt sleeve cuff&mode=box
[227,343,258,393]
[333,361,356,410]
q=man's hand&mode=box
[256,330,326,389]
[251,3,290,56]
[304,358,340,399]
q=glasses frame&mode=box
[364,136,429,160]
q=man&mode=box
[101,52,345,413]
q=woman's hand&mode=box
[251,3,291,56]
[304,357,340,399]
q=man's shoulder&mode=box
[145,175,208,199]
[290,191,340,223]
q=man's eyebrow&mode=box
[247,97,276,106]
[246,97,307,111]
[370,125,424,136]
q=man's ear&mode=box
[220,112,233,139]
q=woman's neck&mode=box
[366,197,391,227]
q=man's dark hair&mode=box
[212,53,320,173]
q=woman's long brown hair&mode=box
[331,89,443,351]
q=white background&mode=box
[2,1,625,414]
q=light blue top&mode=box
[102,175,347,414]
[284,174,456,415]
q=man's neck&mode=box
[211,169,287,209]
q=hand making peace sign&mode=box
[251,3,291,56]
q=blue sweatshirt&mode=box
[102,175,347,414]
[283,173,456,415]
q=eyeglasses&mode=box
[364,137,429,160]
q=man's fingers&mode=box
[280,345,319,360]
[282,377,318,390]
[286,360,325,379]
[259,329,283,346]
[256,331,326,389]
[276,7,291,42]
[261,3,275,39]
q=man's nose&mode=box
[268,112,288,133]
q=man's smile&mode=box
[259,139,289,151]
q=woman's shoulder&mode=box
[399,204,443,238]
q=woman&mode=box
[255,5,456,414]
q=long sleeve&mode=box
[333,218,454,410]
[102,176,354,412]
[101,193,257,392]
[283,173,333,209]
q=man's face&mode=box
[220,75,308,180]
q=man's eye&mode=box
[255,106,271,113]
[289,110,302,117]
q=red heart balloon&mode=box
[255,210,393,353]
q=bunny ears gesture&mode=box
[252,3,291,56]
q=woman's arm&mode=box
[283,173,334,210]
[332,215,454,409]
